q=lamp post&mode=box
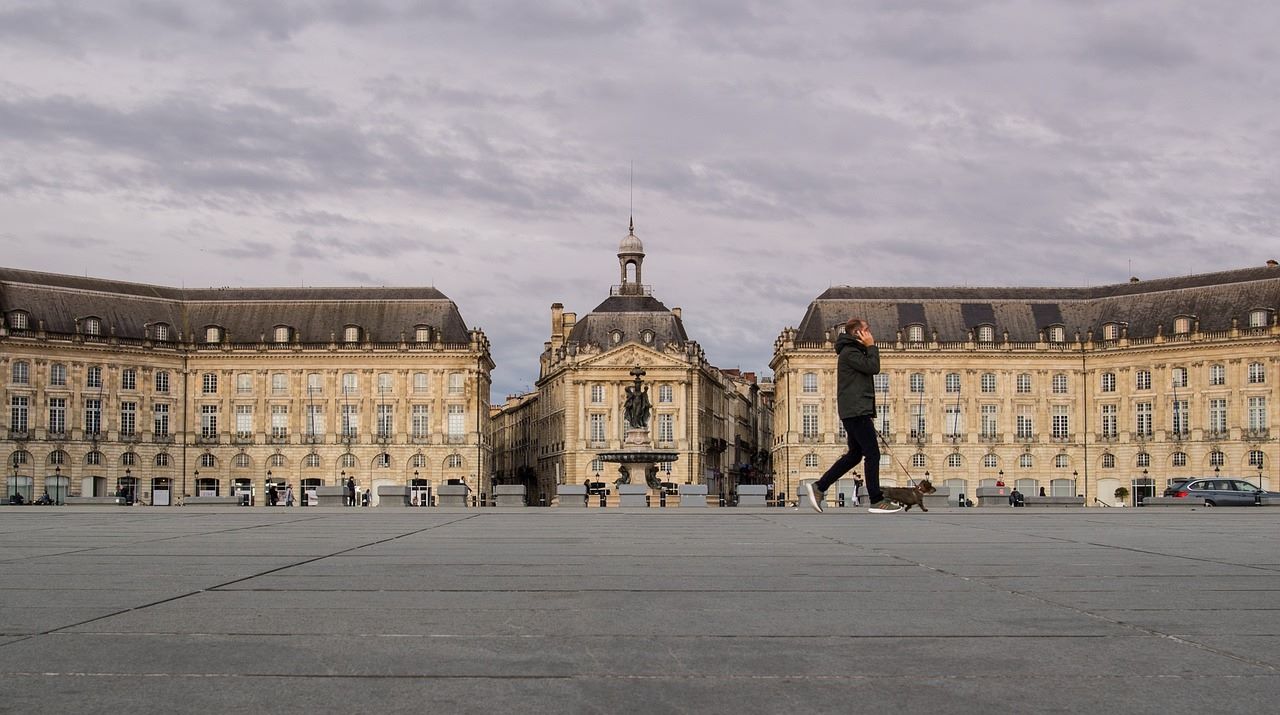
[54,465,61,504]
[125,467,132,505]
[1073,470,1079,500]
[11,463,18,504]
[1140,468,1148,507]
[341,469,347,505]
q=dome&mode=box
[618,219,644,254]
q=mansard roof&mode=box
[0,267,471,343]
[567,293,689,350]
[796,265,1280,343]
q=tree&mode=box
[1114,486,1130,503]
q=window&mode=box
[410,453,426,469]
[120,401,136,436]
[1136,370,1151,391]
[980,404,997,437]
[236,373,252,394]
[11,361,28,384]
[1051,405,1069,439]
[45,450,66,466]
[947,453,962,468]
[85,451,101,466]
[1047,326,1065,343]
[9,396,28,432]
[87,366,102,389]
[83,317,101,336]
[1173,317,1191,334]
[1249,309,1269,328]
[447,404,465,438]
[343,326,360,343]
[1102,453,1115,469]
[1209,450,1225,467]
[306,405,325,438]
[121,452,137,467]
[342,372,358,395]
[802,373,818,393]
[658,385,673,403]
[610,330,622,345]
[232,453,250,469]
[377,404,393,438]
[8,311,29,330]
[272,405,289,439]
[273,326,290,343]
[1171,367,1188,388]
[200,453,217,468]
[1248,362,1265,384]
[980,373,995,393]
[1248,396,1268,430]
[876,404,890,435]
[84,399,102,434]
[445,454,464,469]
[906,325,924,343]
[977,325,995,343]
[203,373,218,394]
[272,373,288,395]
[154,323,170,342]
[641,330,654,344]
[412,372,428,393]
[1054,454,1069,469]
[589,413,606,442]
[1172,451,1187,467]
[9,450,29,467]
[411,405,429,438]
[377,373,393,394]
[1136,402,1153,437]
[874,374,889,393]
[201,405,218,439]
[591,385,605,404]
[155,370,170,394]
[1019,453,1033,469]
[340,453,357,469]
[1209,364,1225,386]
[1248,450,1265,468]
[374,453,390,469]
[117,367,136,391]
[1171,399,1189,436]
[909,373,924,393]
[308,373,324,395]
[50,363,66,387]
[1136,452,1150,468]
[235,405,253,437]
[415,325,431,343]
[153,403,169,437]
[1051,374,1068,394]
[801,404,819,438]
[1016,407,1033,440]
[944,405,962,436]
[1101,372,1115,393]
[1016,373,1031,394]
[47,398,65,433]
[657,414,675,442]
[1100,404,1117,438]
[945,373,960,393]
[448,373,464,395]
[983,454,998,469]
[270,454,287,468]
[205,326,221,343]
[342,404,358,437]
[911,453,926,468]
[803,453,819,468]
[1208,399,1227,435]
[910,403,926,438]
[305,453,322,468]
[1102,323,1119,340]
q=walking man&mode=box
[804,318,902,514]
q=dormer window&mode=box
[1047,325,1065,343]
[906,324,925,343]
[205,326,223,344]
[82,317,102,336]
[1249,309,1271,328]
[610,330,623,345]
[414,325,431,343]
[641,329,655,345]
[1101,323,1120,340]
[343,325,361,343]
[273,326,291,344]
[976,325,995,343]
[8,310,29,331]
[153,323,170,342]
[1173,316,1192,335]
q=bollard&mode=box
[659,492,666,507]
[600,492,607,508]
[838,493,846,508]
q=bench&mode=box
[556,484,588,507]
[678,484,707,508]
[1022,496,1086,507]
[436,484,470,507]
[736,484,768,507]
[493,484,527,507]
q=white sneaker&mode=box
[802,482,824,513]
[868,499,904,514]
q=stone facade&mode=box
[1,268,493,505]
[771,264,1280,506]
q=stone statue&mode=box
[614,464,631,485]
[623,367,651,428]
[644,465,662,490]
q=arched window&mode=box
[1171,452,1187,467]
[11,360,28,384]
[641,329,654,345]
[374,453,391,469]
[947,453,962,468]
[199,453,218,468]
[1101,453,1115,469]
[273,326,291,343]
[982,454,998,469]
[269,454,287,468]
[155,453,170,467]
[85,451,102,466]
[1047,325,1065,343]
[1101,323,1119,340]
[304,453,322,468]
[7,310,30,330]
[342,372,358,394]
[1171,367,1188,388]
[803,453,819,468]
[414,325,431,343]
[205,326,222,344]
[9,450,31,467]
[1249,450,1265,468]
[911,453,926,468]
[48,450,67,466]
[1016,373,1032,393]
[1173,316,1192,334]
[343,325,361,343]
[121,452,137,467]
[448,373,465,395]
[1136,452,1150,468]
[906,325,925,343]
[231,453,250,469]
[1136,369,1151,390]
[83,316,102,336]
[1208,450,1224,467]
[976,325,995,343]
[445,454,464,469]
[412,372,428,393]
[377,373,393,394]
[610,330,623,345]
[1019,453,1033,469]
[272,373,288,394]
[340,453,357,469]
[1054,454,1069,469]
[409,453,427,469]
[1249,309,1270,328]
[802,373,818,393]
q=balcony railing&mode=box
[978,433,1002,443]
[196,434,220,445]
[8,429,30,440]
[1204,430,1229,442]
[1245,428,1271,440]
[1015,432,1036,442]
[233,434,254,445]
[269,434,289,444]
[120,432,140,443]
[152,434,174,444]
[1050,433,1074,443]
[1095,433,1118,443]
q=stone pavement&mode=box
[0,508,1277,714]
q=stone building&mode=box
[491,222,774,503]
[771,264,1280,506]
[1,268,493,505]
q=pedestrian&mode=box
[852,478,863,506]
[803,318,902,514]
[285,484,294,507]
[1039,486,1046,497]
[346,476,356,506]
[267,482,278,506]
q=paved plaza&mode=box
[0,508,1278,713]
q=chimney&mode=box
[550,303,564,348]
[671,307,682,319]
[563,312,576,333]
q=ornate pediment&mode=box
[576,343,689,370]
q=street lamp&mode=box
[1141,468,1148,507]
[1073,470,1079,500]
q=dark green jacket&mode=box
[834,333,880,419]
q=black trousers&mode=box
[815,415,882,504]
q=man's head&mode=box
[844,317,868,336]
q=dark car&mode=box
[1163,478,1278,506]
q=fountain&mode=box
[596,366,679,506]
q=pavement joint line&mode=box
[0,514,478,650]
[3,671,1278,682]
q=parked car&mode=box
[1163,478,1279,506]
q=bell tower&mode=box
[617,217,645,295]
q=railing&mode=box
[233,434,254,445]
[1204,431,1229,442]
[1245,428,1271,440]
[120,433,140,443]
[978,433,1002,443]
[196,435,220,445]
[1095,433,1118,443]
[152,434,174,444]
[8,430,30,440]
[1015,432,1036,442]
[269,434,289,444]
[1050,434,1074,443]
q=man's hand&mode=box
[857,327,875,346]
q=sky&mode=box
[2,0,1278,399]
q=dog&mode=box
[879,479,937,512]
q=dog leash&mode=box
[875,429,918,488]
